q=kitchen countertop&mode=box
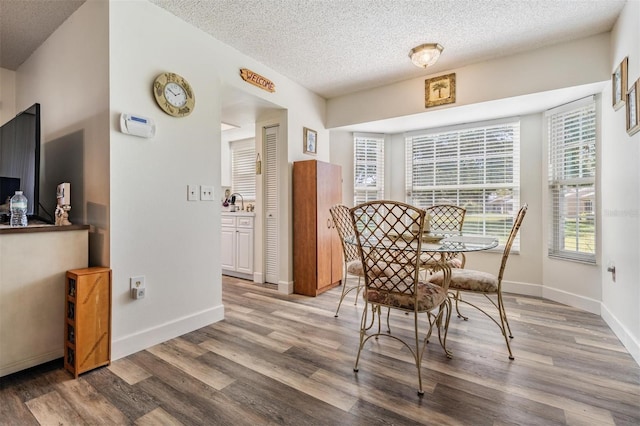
[221,211,255,217]
[0,222,89,234]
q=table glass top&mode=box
[348,232,499,253]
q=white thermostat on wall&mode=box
[120,113,156,138]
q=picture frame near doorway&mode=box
[612,56,628,111]
[626,78,640,136]
[303,127,317,154]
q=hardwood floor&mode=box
[1,275,639,425]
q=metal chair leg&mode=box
[454,290,468,320]
[413,311,424,396]
[353,301,370,372]
[335,273,362,317]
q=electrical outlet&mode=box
[200,185,214,201]
[187,184,199,201]
[130,276,146,299]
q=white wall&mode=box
[387,134,405,202]
[327,33,610,128]
[108,1,223,359]
[107,1,327,356]
[0,68,16,125]
[329,130,353,205]
[15,0,110,267]
[601,0,640,363]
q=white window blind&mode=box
[405,119,521,248]
[354,133,384,204]
[547,97,596,263]
[230,138,256,200]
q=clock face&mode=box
[164,82,187,108]
[153,72,195,117]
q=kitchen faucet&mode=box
[229,192,244,211]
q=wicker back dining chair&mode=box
[350,200,452,396]
[329,204,366,317]
[425,204,467,268]
[425,204,467,233]
[427,204,528,360]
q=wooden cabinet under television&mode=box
[293,159,343,296]
[64,267,112,378]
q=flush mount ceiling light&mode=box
[409,43,444,68]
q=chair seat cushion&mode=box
[447,257,464,269]
[346,260,365,276]
[428,268,498,292]
[420,256,464,269]
[365,279,447,311]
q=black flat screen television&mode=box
[0,103,43,221]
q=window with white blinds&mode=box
[354,133,384,204]
[230,138,256,200]
[546,97,596,263]
[405,119,521,248]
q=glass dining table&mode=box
[347,232,499,260]
[346,231,499,357]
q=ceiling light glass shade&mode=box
[409,43,444,68]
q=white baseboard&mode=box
[111,304,224,361]
[503,279,542,297]
[601,304,640,366]
[279,280,293,294]
[503,280,601,314]
[541,286,601,315]
[504,280,638,366]
[222,270,253,281]
[0,349,62,378]
[253,271,264,283]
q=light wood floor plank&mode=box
[55,378,130,424]
[107,358,152,385]
[199,336,359,412]
[146,339,235,391]
[134,407,184,426]
[25,390,85,425]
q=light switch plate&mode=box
[187,184,199,201]
[200,185,214,201]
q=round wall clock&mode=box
[152,72,195,117]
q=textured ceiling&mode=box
[148,0,625,98]
[0,0,85,70]
[0,0,626,100]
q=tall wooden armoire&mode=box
[293,159,343,296]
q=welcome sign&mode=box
[240,68,275,93]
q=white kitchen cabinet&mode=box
[221,213,254,280]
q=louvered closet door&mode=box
[264,125,279,284]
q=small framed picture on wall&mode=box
[303,127,317,154]
[612,57,628,110]
[425,73,456,108]
[626,78,640,136]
